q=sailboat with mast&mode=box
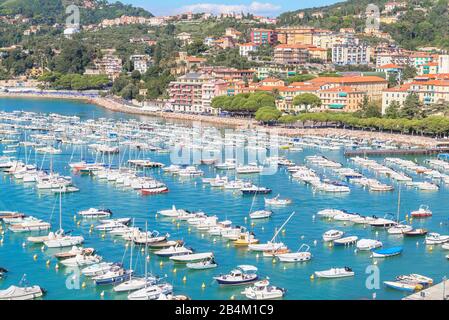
[127,222,173,300]
[248,212,295,252]
[44,187,84,248]
[114,221,157,292]
[387,186,412,235]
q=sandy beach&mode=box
[0,92,441,147]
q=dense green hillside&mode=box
[0,0,152,24]
[278,0,449,50]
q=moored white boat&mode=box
[322,230,344,242]
[241,280,285,300]
[356,239,383,251]
[314,267,355,279]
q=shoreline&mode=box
[0,92,440,148]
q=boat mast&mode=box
[396,185,401,223]
[144,221,148,287]
[129,218,134,281]
[59,186,62,231]
[270,211,295,243]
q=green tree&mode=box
[292,93,322,110]
[399,93,422,119]
[385,101,401,119]
[402,66,417,81]
[255,107,281,123]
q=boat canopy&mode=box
[237,265,258,272]
[372,246,402,255]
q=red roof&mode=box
[309,76,387,84]
[377,63,402,69]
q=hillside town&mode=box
[1,1,449,127]
[3,0,449,306]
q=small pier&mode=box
[344,147,449,157]
[403,279,449,300]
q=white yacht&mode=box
[322,230,344,242]
[425,233,449,245]
[241,280,285,300]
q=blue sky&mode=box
[120,0,341,17]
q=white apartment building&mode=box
[332,37,370,65]
[130,55,152,74]
[238,43,258,57]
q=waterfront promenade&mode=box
[403,279,449,300]
[0,91,442,148]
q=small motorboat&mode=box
[0,285,44,300]
[157,205,189,218]
[277,244,312,263]
[316,209,345,219]
[54,247,95,260]
[351,215,377,225]
[262,248,290,257]
[371,246,403,258]
[404,228,428,237]
[241,185,272,195]
[154,244,193,257]
[369,216,397,227]
[322,230,344,242]
[169,252,214,263]
[396,274,433,286]
[233,231,259,246]
[78,208,112,219]
[93,268,133,285]
[0,275,44,300]
[99,218,131,225]
[132,231,169,245]
[44,230,84,248]
[333,236,358,246]
[384,281,423,292]
[127,283,173,300]
[249,210,272,219]
[248,241,286,252]
[186,257,218,270]
[425,233,449,245]
[44,236,84,248]
[147,240,183,249]
[315,267,355,279]
[82,262,121,277]
[8,220,51,233]
[410,205,432,218]
[332,212,360,222]
[27,235,51,244]
[60,254,102,267]
[94,221,126,232]
[387,224,413,235]
[356,239,383,251]
[264,195,292,206]
[0,211,24,220]
[241,280,285,300]
[214,265,258,286]
[113,276,158,292]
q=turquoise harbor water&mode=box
[0,97,448,300]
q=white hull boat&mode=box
[169,252,213,263]
[0,285,44,300]
[315,267,354,279]
[241,280,285,300]
[356,239,383,251]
